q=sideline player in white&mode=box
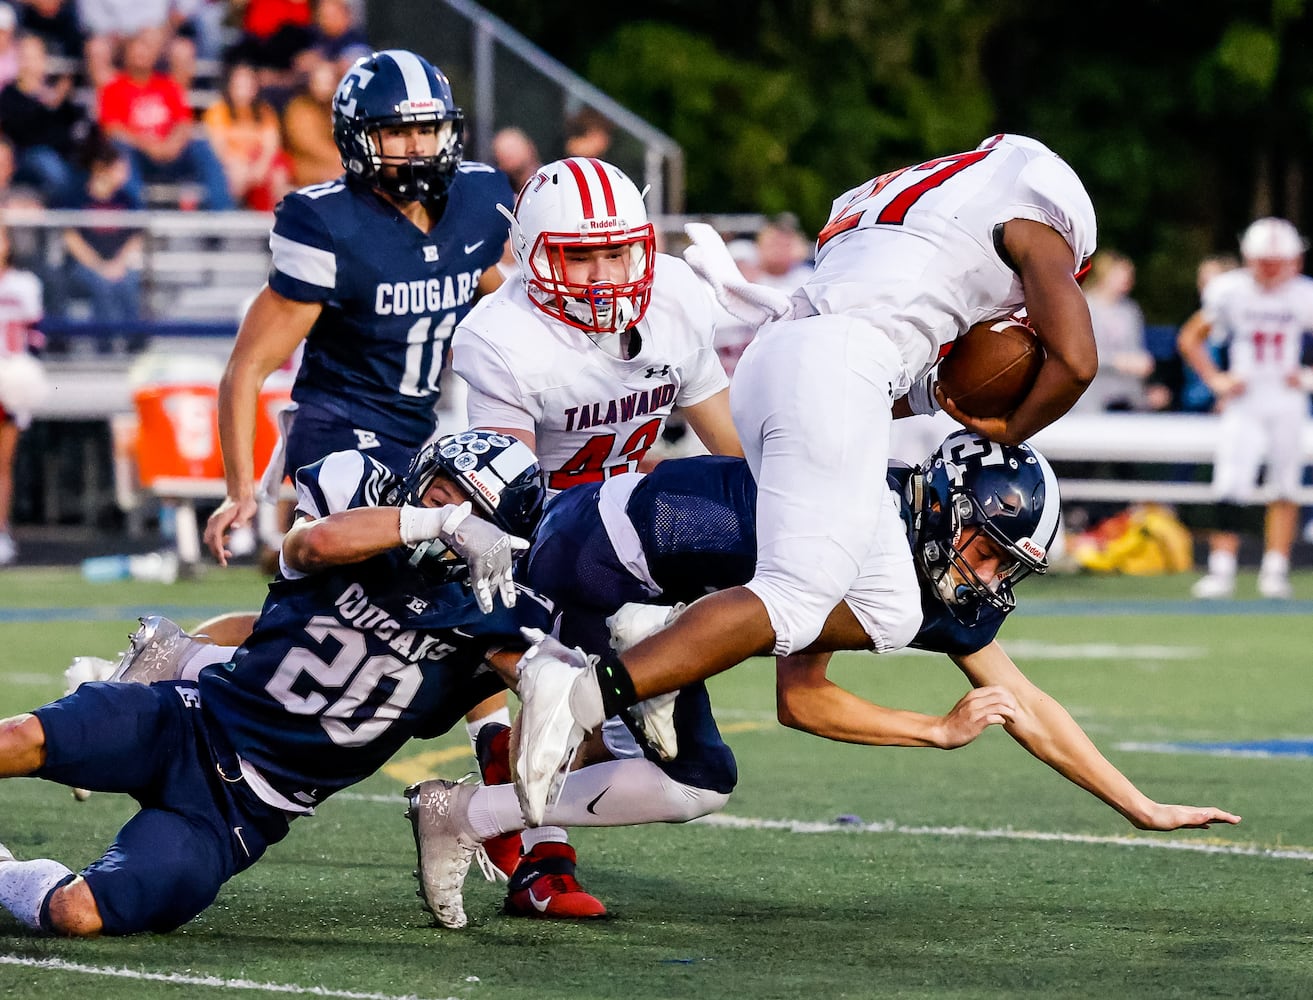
[449,155,742,915]
[1179,217,1313,600]
[512,134,1102,824]
[0,223,45,566]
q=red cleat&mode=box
[474,723,522,881]
[504,842,607,919]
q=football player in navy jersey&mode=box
[204,49,514,566]
[403,432,1240,926]
[0,432,546,935]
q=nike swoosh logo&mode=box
[586,786,610,815]
[464,240,485,254]
[528,887,552,913]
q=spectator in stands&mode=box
[0,32,87,203]
[17,0,86,61]
[203,60,290,210]
[1074,250,1170,412]
[59,140,143,329]
[0,4,21,88]
[0,134,43,208]
[98,26,233,209]
[562,106,612,159]
[78,0,172,89]
[230,0,314,92]
[165,28,198,95]
[302,0,368,74]
[753,211,813,291]
[279,53,339,186]
[490,125,539,194]
[1179,217,1313,600]
[0,220,45,565]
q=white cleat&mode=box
[111,616,207,684]
[1257,573,1292,600]
[513,630,592,828]
[1191,574,1235,600]
[0,841,14,864]
[404,779,480,929]
[630,692,680,761]
[606,601,686,654]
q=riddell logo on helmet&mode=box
[399,98,443,115]
[584,218,622,230]
[462,472,501,508]
[1019,538,1045,562]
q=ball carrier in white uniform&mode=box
[1179,217,1313,600]
[512,134,1102,825]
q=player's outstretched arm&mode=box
[962,219,1097,445]
[282,507,417,573]
[774,652,1017,748]
[206,285,322,564]
[952,641,1241,831]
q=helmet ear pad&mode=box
[507,157,656,334]
[911,430,1061,621]
[331,49,465,202]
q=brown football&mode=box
[937,319,1043,418]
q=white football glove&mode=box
[400,502,529,614]
[904,369,943,415]
[683,222,793,328]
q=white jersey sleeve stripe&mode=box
[270,232,337,288]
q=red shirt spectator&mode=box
[99,71,191,142]
[241,0,311,39]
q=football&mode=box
[937,319,1043,418]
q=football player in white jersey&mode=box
[450,156,742,916]
[512,134,1103,825]
[452,156,741,494]
[1178,217,1313,600]
[0,223,45,567]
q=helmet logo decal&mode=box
[562,158,617,218]
[334,64,375,119]
[1019,538,1046,562]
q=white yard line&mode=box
[332,792,1313,861]
[0,954,466,1000]
[693,813,1313,860]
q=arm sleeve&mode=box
[1010,153,1098,267]
[294,450,397,518]
[268,195,339,303]
[451,326,540,431]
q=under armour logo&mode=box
[353,429,380,450]
[423,245,439,262]
[644,365,671,378]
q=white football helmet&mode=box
[503,157,655,336]
[1239,217,1306,261]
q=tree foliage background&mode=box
[466,0,1313,321]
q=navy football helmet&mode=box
[908,430,1061,622]
[398,431,545,582]
[332,49,464,202]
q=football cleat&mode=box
[0,840,14,864]
[504,842,606,920]
[473,723,522,882]
[1258,572,1292,600]
[513,631,593,827]
[404,779,480,929]
[110,616,207,684]
[605,601,685,654]
[1191,574,1235,600]
[629,692,680,761]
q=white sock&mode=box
[466,706,512,752]
[178,644,239,682]
[520,825,569,851]
[1260,551,1289,577]
[1207,550,1237,578]
[467,758,729,838]
[0,857,75,930]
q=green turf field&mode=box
[1,566,1311,999]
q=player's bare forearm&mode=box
[1000,220,1097,441]
[775,652,1010,747]
[281,508,409,573]
[1176,309,1220,381]
[683,389,743,457]
[954,643,1240,830]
